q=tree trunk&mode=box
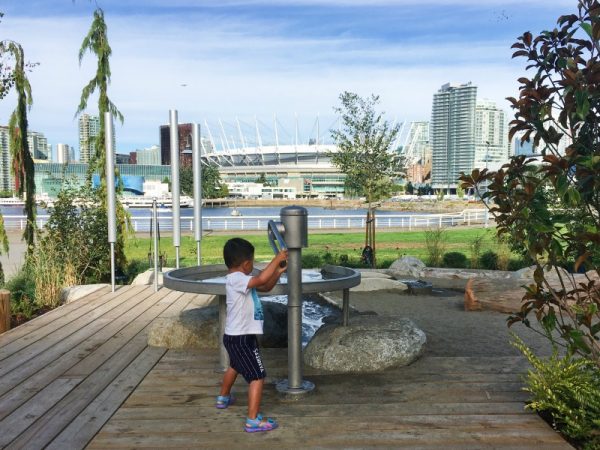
[0,289,10,333]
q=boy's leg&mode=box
[247,378,264,419]
[219,367,238,397]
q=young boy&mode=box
[216,237,288,433]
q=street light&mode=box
[484,141,490,228]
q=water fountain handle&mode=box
[267,220,287,255]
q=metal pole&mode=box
[192,123,202,266]
[276,206,314,396]
[218,294,229,372]
[287,248,302,388]
[170,110,181,268]
[105,112,117,293]
[342,288,350,326]
[152,198,159,292]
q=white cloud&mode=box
[0,8,535,151]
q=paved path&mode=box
[0,285,571,449]
[0,232,26,280]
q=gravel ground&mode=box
[328,288,557,358]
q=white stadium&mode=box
[198,116,413,198]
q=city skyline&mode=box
[0,0,571,152]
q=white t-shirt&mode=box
[224,271,264,335]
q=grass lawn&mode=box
[125,227,502,269]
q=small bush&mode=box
[512,335,600,449]
[508,258,528,272]
[424,228,447,267]
[443,251,468,268]
[302,254,322,268]
[479,250,498,270]
[497,240,512,271]
[469,233,486,269]
[5,267,36,320]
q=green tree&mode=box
[405,181,414,195]
[180,165,193,196]
[330,92,403,266]
[202,163,227,198]
[1,38,36,252]
[460,0,600,365]
[76,8,127,272]
[76,8,124,178]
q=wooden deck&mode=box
[0,285,571,449]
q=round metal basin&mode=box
[163,263,361,295]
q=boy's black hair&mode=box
[223,238,255,268]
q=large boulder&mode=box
[60,284,109,304]
[388,256,426,277]
[351,277,408,293]
[148,301,288,348]
[304,316,426,373]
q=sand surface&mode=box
[330,288,557,358]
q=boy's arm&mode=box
[256,264,287,292]
[248,250,287,291]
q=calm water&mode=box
[0,205,432,218]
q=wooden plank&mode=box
[64,291,195,377]
[110,401,531,421]
[0,377,82,447]
[5,291,195,449]
[0,289,183,419]
[46,346,167,450]
[88,428,570,449]
[0,286,146,374]
[0,285,112,348]
[100,414,548,434]
[0,286,151,395]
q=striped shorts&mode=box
[223,334,266,383]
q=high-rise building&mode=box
[78,114,100,164]
[430,82,477,191]
[56,143,71,164]
[0,126,12,192]
[403,122,431,184]
[474,99,509,170]
[159,123,193,166]
[137,145,161,165]
[0,126,52,191]
[27,131,50,160]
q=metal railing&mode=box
[0,210,488,233]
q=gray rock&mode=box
[304,316,426,373]
[358,270,393,279]
[131,268,175,286]
[388,256,426,277]
[351,277,408,292]
[148,301,288,349]
[60,284,109,304]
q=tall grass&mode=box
[28,235,78,309]
[424,228,448,267]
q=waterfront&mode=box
[0,205,487,233]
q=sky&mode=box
[0,0,574,156]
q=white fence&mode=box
[1,210,488,233]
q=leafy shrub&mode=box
[468,233,486,269]
[302,254,322,268]
[508,258,529,272]
[496,240,512,271]
[5,266,36,320]
[512,335,600,449]
[442,251,468,268]
[424,228,447,267]
[479,251,498,270]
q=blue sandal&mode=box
[215,394,235,409]
[244,416,278,433]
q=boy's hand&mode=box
[276,249,288,269]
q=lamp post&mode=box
[484,141,490,228]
